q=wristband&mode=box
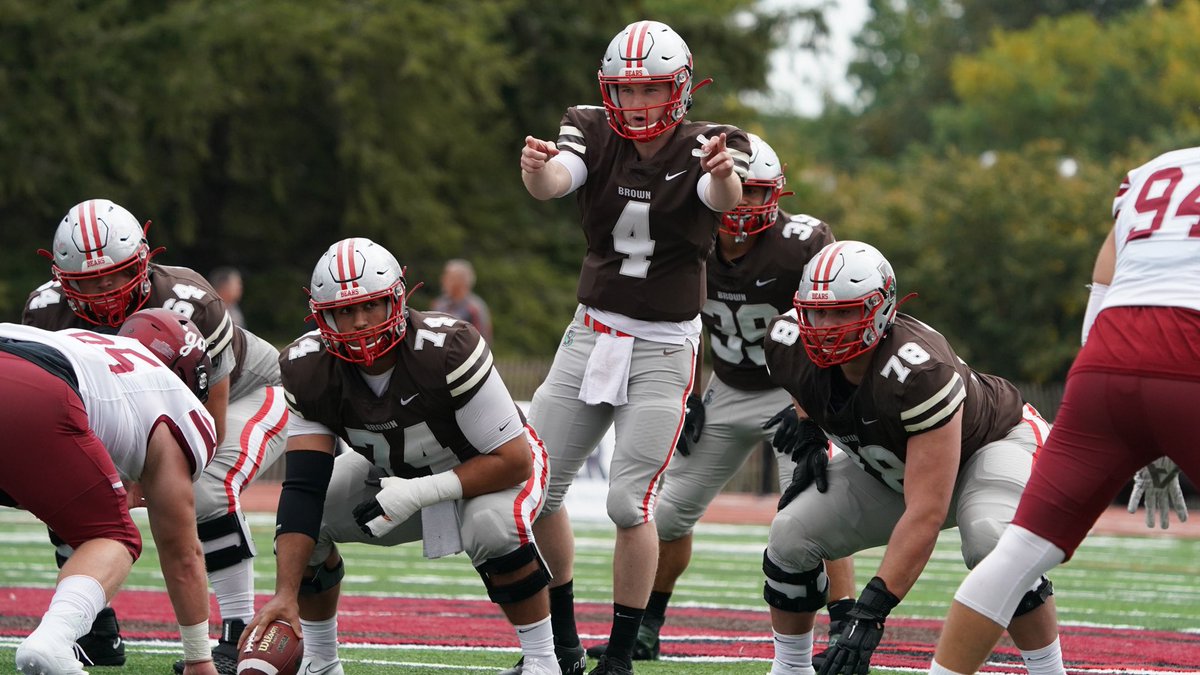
[179,620,212,663]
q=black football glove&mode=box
[817,577,900,675]
[675,393,706,456]
[766,408,830,510]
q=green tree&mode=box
[936,2,1200,156]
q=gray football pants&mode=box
[530,307,695,528]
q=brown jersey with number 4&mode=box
[705,211,834,390]
[764,311,1024,493]
[280,309,516,478]
[555,106,751,321]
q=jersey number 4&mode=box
[612,201,656,278]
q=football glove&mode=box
[675,393,706,456]
[1128,457,1188,529]
[766,408,830,510]
[817,577,900,675]
[352,472,463,538]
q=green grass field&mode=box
[1,508,1198,674]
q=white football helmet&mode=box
[598,20,696,141]
[308,238,407,366]
[794,241,898,367]
[41,199,155,327]
[721,133,787,241]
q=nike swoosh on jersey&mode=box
[665,170,687,181]
[755,278,777,287]
[861,418,878,425]
[400,393,419,405]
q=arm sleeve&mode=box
[454,370,524,453]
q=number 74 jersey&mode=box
[763,311,1025,493]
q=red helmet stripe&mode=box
[813,242,847,292]
[336,236,357,289]
[625,21,650,69]
[77,201,100,261]
[87,200,104,261]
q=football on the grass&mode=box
[238,620,303,675]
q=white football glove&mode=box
[352,472,463,538]
[1128,457,1188,530]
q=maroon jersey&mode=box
[556,106,751,321]
[24,263,243,384]
[705,212,834,390]
[280,309,515,478]
[764,312,1024,492]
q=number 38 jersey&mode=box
[555,106,751,322]
[764,312,1024,492]
[280,310,519,478]
[0,323,217,483]
[704,212,834,390]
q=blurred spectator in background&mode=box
[209,266,246,328]
[432,259,493,342]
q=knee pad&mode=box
[48,528,73,569]
[1012,576,1054,618]
[475,543,550,605]
[762,551,828,613]
[299,557,344,596]
[197,511,257,572]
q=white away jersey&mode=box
[0,323,217,482]
[1106,147,1200,313]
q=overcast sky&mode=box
[758,0,870,116]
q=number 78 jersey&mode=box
[1105,146,1200,314]
[763,312,1025,492]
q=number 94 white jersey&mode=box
[0,323,217,483]
[1107,147,1200,313]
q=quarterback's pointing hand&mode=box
[521,136,559,173]
[699,132,733,178]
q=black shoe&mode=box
[498,642,587,675]
[587,655,633,675]
[174,619,245,675]
[584,621,661,661]
[75,607,126,667]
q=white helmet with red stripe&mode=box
[598,20,695,141]
[43,199,154,327]
[721,133,786,241]
[308,237,407,366]
[794,241,898,367]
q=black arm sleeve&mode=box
[275,450,335,541]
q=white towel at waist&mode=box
[578,331,635,406]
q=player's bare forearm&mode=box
[874,508,942,598]
[521,162,571,200]
[454,434,532,497]
[273,532,319,598]
[705,170,742,212]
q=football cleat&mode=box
[298,656,345,675]
[498,643,586,675]
[587,655,633,675]
[16,630,88,675]
[74,607,125,667]
[585,620,661,661]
